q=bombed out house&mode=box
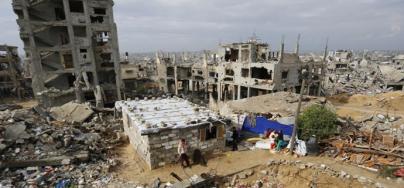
[116,97,226,169]
[155,37,326,101]
[12,0,122,107]
[120,56,159,98]
[0,45,23,98]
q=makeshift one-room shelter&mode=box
[115,97,226,169]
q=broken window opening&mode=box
[197,70,203,75]
[95,32,110,44]
[67,74,76,87]
[62,54,74,69]
[80,49,87,53]
[251,67,272,79]
[167,67,174,77]
[241,68,249,78]
[93,8,107,15]
[90,16,105,23]
[224,48,239,62]
[209,72,216,78]
[225,69,234,76]
[69,0,84,13]
[54,8,66,20]
[282,71,288,79]
[73,26,87,37]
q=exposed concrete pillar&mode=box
[217,83,221,101]
[238,44,242,62]
[247,87,251,98]
[174,65,179,96]
[232,84,236,100]
[107,5,123,100]
[63,0,84,103]
[191,80,195,96]
[204,82,208,100]
[224,85,228,101]
[317,83,322,96]
[83,0,102,106]
[237,85,241,100]
[20,0,45,96]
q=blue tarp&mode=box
[242,116,294,136]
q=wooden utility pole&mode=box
[289,77,307,155]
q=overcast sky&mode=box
[1,0,403,53]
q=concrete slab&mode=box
[50,102,94,123]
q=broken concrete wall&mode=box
[0,45,23,98]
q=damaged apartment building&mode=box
[155,37,325,101]
[0,45,23,98]
[120,53,159,98]
[12,0,122,107]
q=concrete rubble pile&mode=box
[0,105,130,187]
[325,66,389,95]
[325,118,404,177]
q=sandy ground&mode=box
[111,144,400,187]
[328,91,404,122]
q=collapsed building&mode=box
[0,45,23,98]
[116,97,226,169]
[155,37,326,102]
[12,0,122,107]
[323,50,404,94]
[120,54,159,98]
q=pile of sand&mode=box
[220,92,332,117]
[328,91,404,121]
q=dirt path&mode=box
[111,144,400,187]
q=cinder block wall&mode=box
[123,109,226,169]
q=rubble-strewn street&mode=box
[0,104,130,187]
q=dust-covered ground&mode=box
[111,144,402,187]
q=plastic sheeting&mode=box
[242,116,294,136]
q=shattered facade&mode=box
[0,45,23,98]
[12,0,122,107]
[116,97,226,169]
[155,38,325,102]
[120,57,159,98]
[323,50,404,95]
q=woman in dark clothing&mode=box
[276,130,284,151]
[231,127,239,151]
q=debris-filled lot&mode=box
[0,104,131,187]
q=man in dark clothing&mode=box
[231,127,239,151]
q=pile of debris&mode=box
[324,118,404,177]
[0,104,129,187]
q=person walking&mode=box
[177,138,190,168]
[231,127,239,151]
